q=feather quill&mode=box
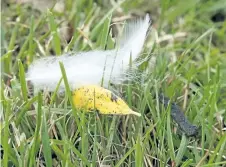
[26,14,151,91]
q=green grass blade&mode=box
[4,19,19,74]
[29,92,42,167]
[202,161,226,167]
[166,0,199,22]
[98,14,112,49]
[127,54,133,106]
[2,100,10,167]
[208,134,226,164]
[91,116,98,167]
[59,62,81,134]
[18,60,28,101]
[51,143,76,167]
[90,0,124,40]
[15,96,38,126]
[115,145,136,167]
[135,134,143,167]
[215,134,226,164]
[167,107,176,163]
[181,159,193,167]
[81,111,89,162]
[69,142,91,167]
[41,113,52,167]
[175,134,188,166]
[12,38,29,72]
[49,77,63,106]
[103,116,117,157]
[28,15,35,64]
[48,10,61,55]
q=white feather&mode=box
[26,14,151,91]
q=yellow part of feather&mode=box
[72,85,141,116]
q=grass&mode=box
[1,0,226,166]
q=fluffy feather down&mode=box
[26,14,151,91]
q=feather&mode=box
[26,14,151,91]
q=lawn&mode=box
[1,0,226,166]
